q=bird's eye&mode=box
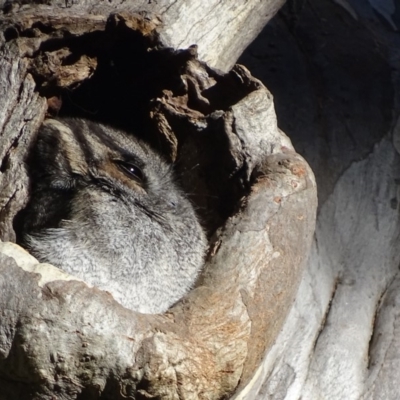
[114,160,144,183]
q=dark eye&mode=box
[114,160,144,183]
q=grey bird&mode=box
[20,118,207,314]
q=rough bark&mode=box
[235,0,400,398]
[0,1,317,400]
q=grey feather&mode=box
[21,118,207,314]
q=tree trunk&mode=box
[0,1,317,400]
[235,0,400,398]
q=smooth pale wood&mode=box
[234,0,400,398]
[0,0,285,72]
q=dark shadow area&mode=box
[239,0,396,206]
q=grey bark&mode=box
[0,1,317,400]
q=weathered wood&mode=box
[0,147,316,399]
[0,1,317,399]
[0,45,47,242]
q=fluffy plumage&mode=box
[21,118,207,314]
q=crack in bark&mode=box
[366,268,400,370]
[311,275,340,353]
[0,124,26,172]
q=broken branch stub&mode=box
[0,8,317,400]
